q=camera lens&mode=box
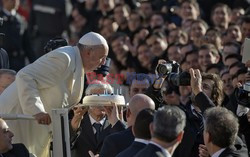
[157,64,172,76]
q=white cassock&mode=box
[0,46,84,157]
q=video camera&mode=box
[235,68,250,107]
[94,57,111,77]
[44,37,68,53]
[156,61,191,86]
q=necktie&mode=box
[93,123,102,142]
[193,109,204,133]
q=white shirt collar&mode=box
[211,148,226,157]
[149,141,172,157]
[135,138,149,145]
[88,114,106,126]
[2,8,11,16]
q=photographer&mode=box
[174,68,224,157]
[234,59,250,153]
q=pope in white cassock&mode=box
[0,32,109,157]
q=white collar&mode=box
[135,138,149,145]
[149,141,172,157]
[2,8,16,16]
[211,148,226,157]
[89,114,106,126]
[2,8,11,16]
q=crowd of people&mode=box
[0,0,250,157]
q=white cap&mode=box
[78,32,108,47]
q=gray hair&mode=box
[153,105,186,142]
[85,80,113,95]
[204,107,239,147]
[0,69,16,77]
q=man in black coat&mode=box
[2,144,30,157]
[116,109,155,157]
[135,106,186,157]
[0,118,29,157]
[203,107,248,157]
[99,94,155,157]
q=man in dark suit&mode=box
[69,81,126,157]
[0,118,29,157]
[203,107,248,157]
[116,108,155,157]
[99,94,155,157]
[135,105,186,157]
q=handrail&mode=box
[0,114,35,120]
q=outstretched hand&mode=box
[71,106,88,131]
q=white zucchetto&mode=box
[78,32,108,47]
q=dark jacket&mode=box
[219,137,248,157]
[2,144,29,157]
[99,127,134,157]
[134,143,169,157]
[116,141,147,157]
[70,113,126,157]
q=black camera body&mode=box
[235,68,250,107]
[94,57,111,77]
[156,61,191,86]
[43,37,68,53]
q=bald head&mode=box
[127,94,155,126]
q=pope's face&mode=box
[84,45,108,72]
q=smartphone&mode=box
[242,38,250,64]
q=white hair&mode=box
[85,80,113,95]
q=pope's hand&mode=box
[33,112,51,125]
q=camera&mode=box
[235,68,250,107]
[43,37,68,53]
[157,61,191,86]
